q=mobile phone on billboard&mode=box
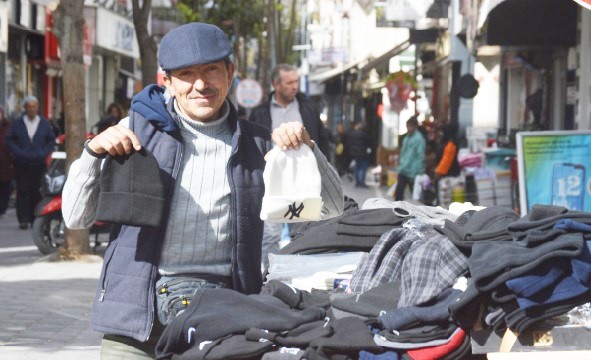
[552,163,585,211]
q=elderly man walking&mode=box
[6,96,55,229]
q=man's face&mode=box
[406,123,416,134]
[164,60,234,122]
[25,101,39,119]
[273,70,299,104]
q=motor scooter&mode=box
[32,138,110,255]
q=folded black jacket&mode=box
[331,281,402,318]
[155,289,326,359]
[376,323,458,344]
[469,233,585,292]
[260,280,331,310]
[440,206,519,255]
[507,205,591,238]
[305,317,383,360]
[281,209,408,255]
[173,334,274,360]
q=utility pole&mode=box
[53,0,91,256]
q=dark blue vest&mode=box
[91,104,272,341]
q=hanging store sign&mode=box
[376,0,432,28]
[517,131,591,214]
[572,0,591,10]
[96,7,139,59]
[235,79,263,109]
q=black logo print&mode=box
[284,202,304,220]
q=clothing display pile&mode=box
[157,200,591,359]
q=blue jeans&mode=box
[354,157,369,186]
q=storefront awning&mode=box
[483,0,577,47]
[359,40,412,73]
[308,58,368,83]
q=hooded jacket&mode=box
[91,85,273,342]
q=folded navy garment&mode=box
[555,219,591,233]
[504,291,591,332]
[470,232,585,293]
[379,288,462,331]
[508,209,591,239]
[508,240,591,311]
[359,350,400,360]
[505,263,567,298]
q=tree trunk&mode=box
[54,0,90,256]
[132,0,158,87]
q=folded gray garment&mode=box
[331,281,402,318]
[262,348,306,360]
[361,199,458,226]
[374,326,462,350]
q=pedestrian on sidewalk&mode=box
[6,96,55,229]
[62,22,343,359]
[395,116,426,201]
[0,106,13,218]
[344,121,372,188]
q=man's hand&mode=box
[87,125,142,157]
[272,122,314,151]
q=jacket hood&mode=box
[130,85,177,133]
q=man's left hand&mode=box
[272,122,314,151]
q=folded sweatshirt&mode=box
[469,232,585,292]
[440,207,519,255]
[508,207,591,239]
[155,289,326,359]
[281,209,408,255]
[379,288,462,331]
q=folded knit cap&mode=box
[96,148,165,227]
[260,146,323,223]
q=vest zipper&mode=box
[146,141,184,341]
[227,139,239,289]
[98,244,118,302]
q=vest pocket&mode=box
[98,243,119,302]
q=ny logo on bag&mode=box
[284,202,304,220]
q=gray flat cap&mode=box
[158,22,233,71]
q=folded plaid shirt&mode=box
[350,223,467,308]
[398,233,467,307]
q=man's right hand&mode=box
[87,125,142,157]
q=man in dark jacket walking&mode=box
[249,64,329,156]
[6,96,55,229]
[249,64,332,265]
[344,122,372,187]
[62,22,343,359]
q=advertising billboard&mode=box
[517,131,591,214]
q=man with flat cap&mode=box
[62,22,343,358]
